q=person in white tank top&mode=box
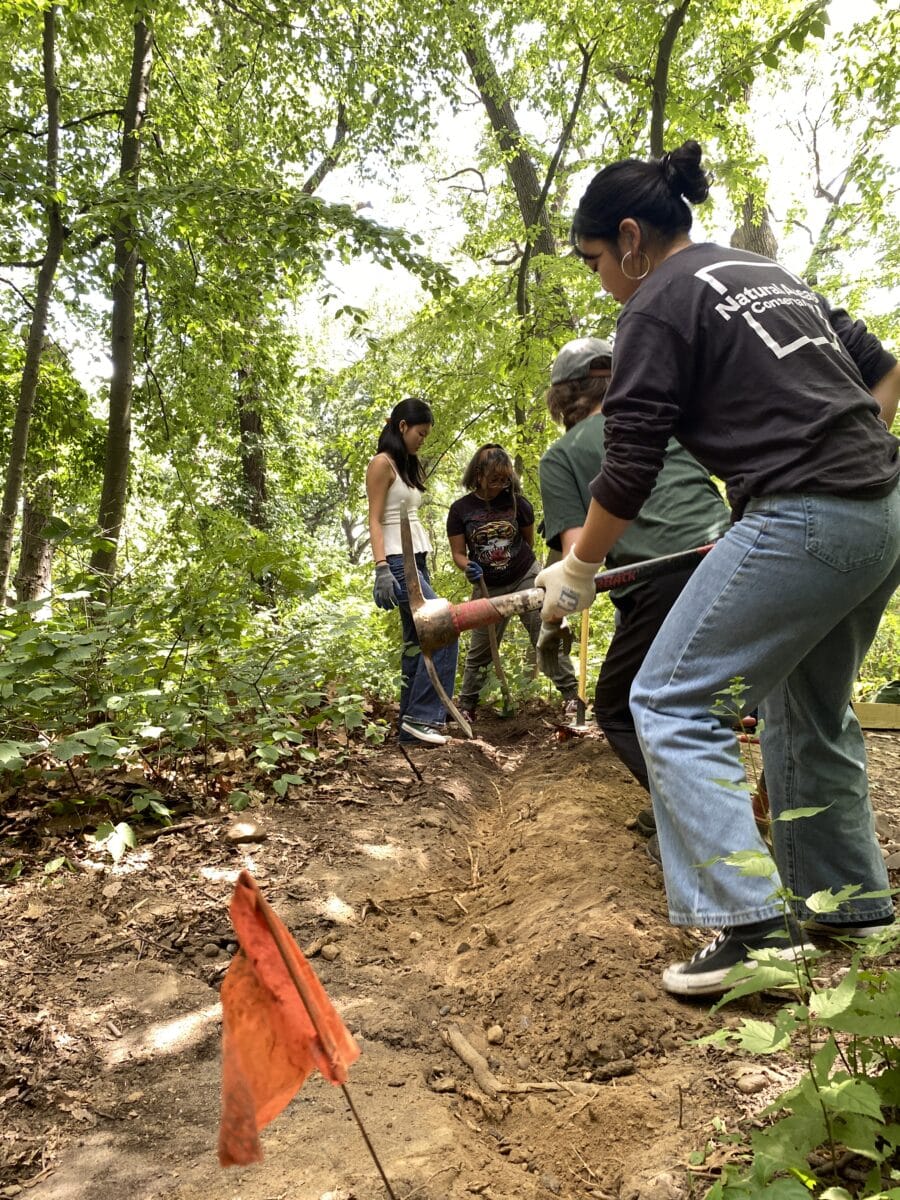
[366,399,458,747]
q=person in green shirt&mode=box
[539,337,730,841]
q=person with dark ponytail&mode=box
[536,140,900,996]
[366,398,458,746]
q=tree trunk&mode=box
[728,85,778,260]
[514,40,597,320]
[730,194,778,257]
[341,513,366,564]
[236,365,269,531]
[649,0,692,157]
[460,34,556,259]
[224,110,348,544]
[14,483,55,602]
[459,22,595,454]
[0,8,64,603]
[803,151,861,285]
[91,17,152,579]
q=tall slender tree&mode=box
[0,6,64,601]
[91,15,153,579]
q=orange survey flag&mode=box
[218,870,360,1167]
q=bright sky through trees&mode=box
[294,0,896,374]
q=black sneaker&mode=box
[805,916,895,939]
[661,918,815,997]
[636,807,656,836]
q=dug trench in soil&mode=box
[1,706,898,1200]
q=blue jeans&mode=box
[630,486,900,928]
[386,553,458,732]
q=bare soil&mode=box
[1,707,898,1200]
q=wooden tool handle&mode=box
[578,611,589,714]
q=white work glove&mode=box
[536,619,573,675]
[535,550,602,621]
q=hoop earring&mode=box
[621,250,651,281]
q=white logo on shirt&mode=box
[694,260,844,360]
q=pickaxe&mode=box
[400,509,717,739]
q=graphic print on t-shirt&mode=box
[471,518,519,571]
[446,489,535,587]
[694,260,845,362]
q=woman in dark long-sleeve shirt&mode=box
[537,139,900,997]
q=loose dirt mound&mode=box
[1,709,898,1200]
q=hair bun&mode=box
[659,151,677,189]
[661,140,710,205]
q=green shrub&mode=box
[697,889,899,1199]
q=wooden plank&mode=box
[853,702,900,730]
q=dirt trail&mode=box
[1,709,898,1200]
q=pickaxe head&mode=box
[400,510,530,654]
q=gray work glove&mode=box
[536,618,573,674]
[373,563,400,611]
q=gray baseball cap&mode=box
[550,336,613,384]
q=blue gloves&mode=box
[373,563,400,610]
[465,560,484,583]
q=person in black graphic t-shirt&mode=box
[446,444,578,723]
[535,140,900,997]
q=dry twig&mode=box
[443,1024,502,1098]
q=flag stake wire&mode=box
[253,886,399,1200]
[397,740,424,781]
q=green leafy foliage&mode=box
[699,902,900,1199]
[87,819,136,864]
[0,526,397,861]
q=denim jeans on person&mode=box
[630,486,900,928]
[386,552,458,733]
[457,562,578,709]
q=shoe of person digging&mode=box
[661,918,816,997]
[563,698,579,719]
[399,719,448,746]
[635,807,656,836]
[458,706,477,726]
[805,915,896,939]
